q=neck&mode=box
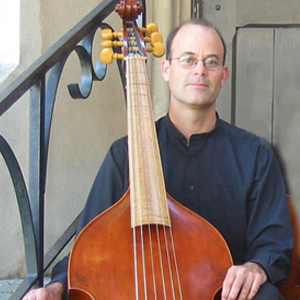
[169,103,217,141]
[127,57,171,228]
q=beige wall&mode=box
[0,0,41,279]
[0,0,190,279]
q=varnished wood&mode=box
[68,3,233,300]
[68,191,232,300]
[126,57,170,228]
[279,195,300,299]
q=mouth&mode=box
[187,82,209,89]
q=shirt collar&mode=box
[163,113,223,146]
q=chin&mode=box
[188,98,215,107]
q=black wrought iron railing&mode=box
[0,0,145,299]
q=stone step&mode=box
[0,280,23,300]
[0,278,50,300]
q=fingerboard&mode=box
[126,56,171,228]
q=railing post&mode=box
[29,78,46,287]
[0,1,132,298]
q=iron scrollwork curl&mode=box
[43,22,126,191]
[0,2,147,297]
[0,135,38,275]
[67,23,125,99]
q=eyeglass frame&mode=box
[168,53,224,71]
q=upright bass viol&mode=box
[68,1,232,299]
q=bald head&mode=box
[165,18,227,64]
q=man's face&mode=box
[161,24,229,111]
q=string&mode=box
[138,55,180,300]
[127,29,146,300]
[169,227,184,300]
[133,227,139,300]
[148,224,158,300]
[139,59,179,300]
[141,63,162,300]
[127,30,149,300]
[134,55,160,300]
[156,224,168,300]
[127,54,140,300]
[127,24,184,300]
[138,60,169,300]
[134,56,149,300]
[163,225,176,300]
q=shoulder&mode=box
[219,118,272,156]
[104,136,128,167]
[155,115,168,128]
[110,136,128,152]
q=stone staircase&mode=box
[0,278,50,300]
[0,280,22,300]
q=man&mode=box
[24,19,293,300]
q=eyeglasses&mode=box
[170,54,224,71]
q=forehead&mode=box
[171,24,224,58]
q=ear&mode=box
[161,59,171,82]
[221,66,229,87]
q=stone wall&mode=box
[0,0,190,279]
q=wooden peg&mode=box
[147,42,165,58]
[141,23,159,37]
[146,23,159,36]
[144,32,163,45]
[100,48,124,64]
[101,40,123,48]
[151,32,163,44]
[101,29,123,40]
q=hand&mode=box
[22,282,64,300]
[221,262,267,300]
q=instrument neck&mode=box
[126,56,171,228]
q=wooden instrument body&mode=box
[68,189,232,300]
[68,2,233,299]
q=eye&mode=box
[179,55,197,66]
[205,57,219,66]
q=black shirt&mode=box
[51,114,293,289]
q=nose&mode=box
[193,60,208,76]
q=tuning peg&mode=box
[144,32,163,43]
[151,32,163,44]
[100,48,124,64]
[142,23,164,58]
[101,40,123,48]
[100,28,123,40]
[147,42,165,58]
[141,23,159,37]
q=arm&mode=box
[22,282,64,300]
[223,147,294,299]
[221,262,267,300]
[24,138,129,300]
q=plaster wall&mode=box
[0,0,41,279]
[0,0,190,279]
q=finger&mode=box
[35,288,51,300]
[236,277,253,300]
[221,267,237,299]
[227,274,246,300]
[23,288,49,300]
[23,291,37,300]
[247,277,264,299]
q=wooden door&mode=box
[195,0,300,297]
